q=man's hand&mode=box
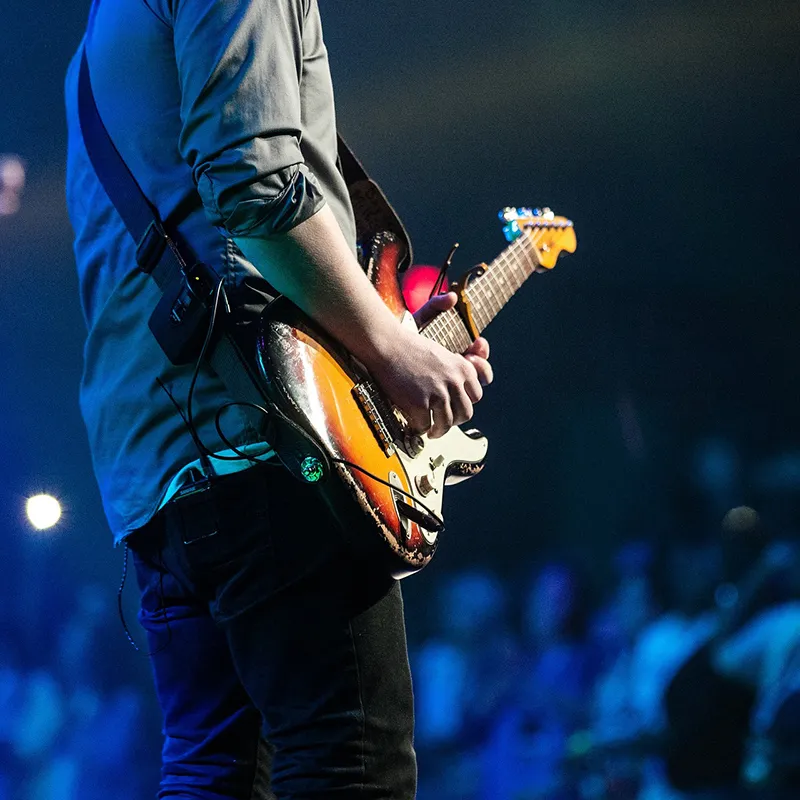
[413,291,493,390]
[365,291,494,440]
[235,210,492,441]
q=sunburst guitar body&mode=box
[256,208,577,577]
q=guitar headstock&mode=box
[499,207,577,270]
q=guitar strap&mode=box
[77,42,412,476]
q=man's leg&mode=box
[133,465,417,799]
[130,529,274,800]
[204,466,417,798]
[222,552,417,798]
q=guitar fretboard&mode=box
[420,226,551,353]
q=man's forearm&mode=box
[233,204,405,366]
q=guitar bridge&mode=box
[353,382,396,456]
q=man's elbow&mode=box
[196,160,325,239]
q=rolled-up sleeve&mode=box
[172,0,325,237]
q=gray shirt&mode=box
[65,0,357,543]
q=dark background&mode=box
[2,0,799,572]
[0,0,799,792]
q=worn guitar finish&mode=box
[256,208,577,577]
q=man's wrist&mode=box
[345,313,408,371]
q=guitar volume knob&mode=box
[415,474,436,497]
[404,432,425,457]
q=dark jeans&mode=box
[129,464,417,799]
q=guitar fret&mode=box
[483,273,502,317]
[422,307,472,354]
[507,244,525,290]
[465,227,542,331]
[471,283,492,332]
[420,213,575,349]
[518,230,541,275]
[470,280,492,330]
[482,275,501,319]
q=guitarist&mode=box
[65,0,492,797]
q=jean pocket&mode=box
[173,473,270,562]
[173,479,281,621]
[208,540,282,623]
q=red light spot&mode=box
[401,265,442,313]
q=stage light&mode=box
[26,494,62,530]
[402,264,441,313]
[0,154,26,217]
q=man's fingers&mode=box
[465,373,483,403]
[465,355,494,386]
[412,291,457,327]
[450,388,474,427]
[427,291,457,310]
[429,395,454,439]
[405,406,432,436]
[464,336,490,359]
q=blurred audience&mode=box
[413,569,519,799]
[0,583,152,799]
[3,433,800,798]
[410,439,800,799]
[479,562,595,799]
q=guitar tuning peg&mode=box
[499,207,519,222]
[502,219,522,243]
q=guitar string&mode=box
[458,223,549,325]
[424,225,544,348]
[422,225,552,351]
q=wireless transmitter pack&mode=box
[142,228,221,365]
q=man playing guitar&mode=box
[65,0,491,796]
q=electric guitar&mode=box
[256,207,577,577]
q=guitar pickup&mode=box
[353,382,395,456]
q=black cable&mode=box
[176,278,264,462]
[156,376,218,466]
[185,278,225,467]
[214,401,281,464]
[210,392,446,529]
[331,457,445,532]
[116,541,173,656]
[429,242,459,299]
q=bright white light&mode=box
[26,494,62,530]
[0,154,25,217]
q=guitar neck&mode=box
[420,227,548,354]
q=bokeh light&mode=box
[0,153,26,217]
[25,493,62,530]
[402,264,441,313]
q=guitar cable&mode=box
[212,398,446,534]
[116,540,174,656]
[119,276,446,653]
[180,278,446,532]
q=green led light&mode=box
[300,456,324,483]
